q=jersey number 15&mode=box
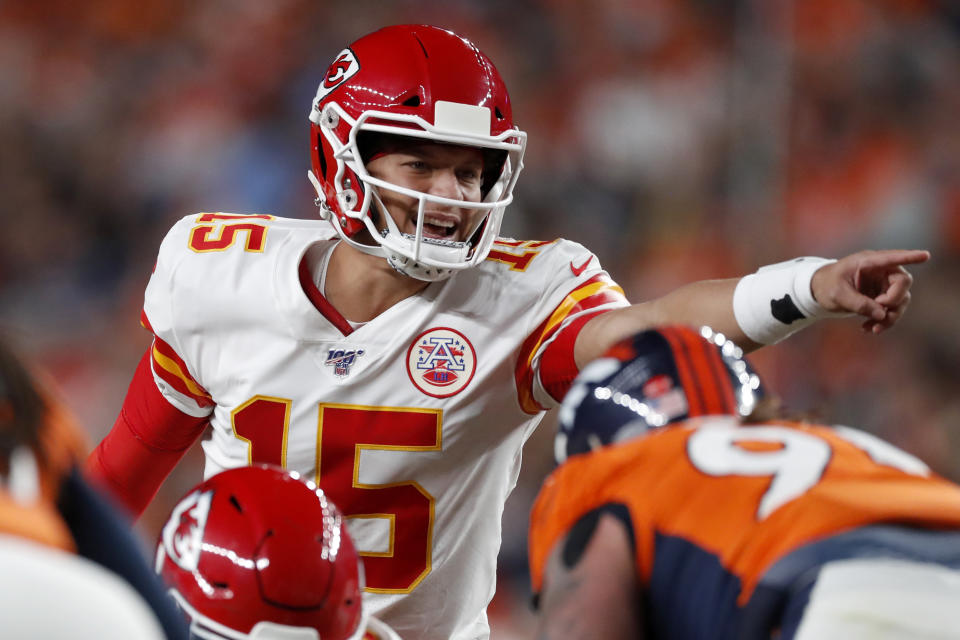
[233,397,439,594]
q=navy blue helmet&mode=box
[556,325,765,463]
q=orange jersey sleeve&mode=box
[0,390,88,552]
[529,418,960,603]
[0,491,74,552]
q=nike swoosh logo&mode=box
[570,256,593,277]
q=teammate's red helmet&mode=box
[308,24,527,281]
[156,466,365,640]
[556,326,765,462]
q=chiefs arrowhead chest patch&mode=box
[406,327,477,398]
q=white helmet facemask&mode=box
[308,101,526,282]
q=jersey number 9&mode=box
[687,424,930,520]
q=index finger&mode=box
[859,249,931,269]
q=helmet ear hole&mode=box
[320,105,340,129]
[402,94,421,107]
[315,135,327,178]
[340,189,358,209]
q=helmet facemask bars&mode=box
[309,102,525,281]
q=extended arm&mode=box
[85,350,208,518]
[574,249,929,367]
[536,510,643,640]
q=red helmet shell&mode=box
[309,24,517,236]
[326,24,514,134]
[157,466,362,639]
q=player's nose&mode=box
[427,168,463,201]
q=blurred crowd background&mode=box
[2,0,959,636]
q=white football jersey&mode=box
[142,213,628,640]
[0,536,166,640]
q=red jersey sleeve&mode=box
[515,274,628,413]
[85,349,208,518]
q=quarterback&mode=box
[88,25,928,640]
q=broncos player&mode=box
[0,337,187,639]
[530,325,960,639]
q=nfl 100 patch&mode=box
[324,347,365,378]
[406,327,477,398]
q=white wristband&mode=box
[733,257,842,345]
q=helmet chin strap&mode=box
[306,171,332,220]
[385,253,456,282]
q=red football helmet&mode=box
[156,466,366,640]
[308,24,527,281]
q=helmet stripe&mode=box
[677,327,725,415]
[662,327,736,417]
[660,327,706,416]
[696,331,738,414]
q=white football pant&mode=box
[794,557,960,640]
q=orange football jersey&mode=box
[530,416,960,624]
[0,393,87,551]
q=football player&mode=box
[0,338,187,639]
[156,465,400,639]
[529,325,960,639]
[87,24,928,640]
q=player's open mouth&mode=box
[419,213,460,241]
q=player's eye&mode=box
[457,168,482,184]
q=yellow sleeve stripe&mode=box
[152,344,210,400]
[524,278,626,371]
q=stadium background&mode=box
[1,0,958,635]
